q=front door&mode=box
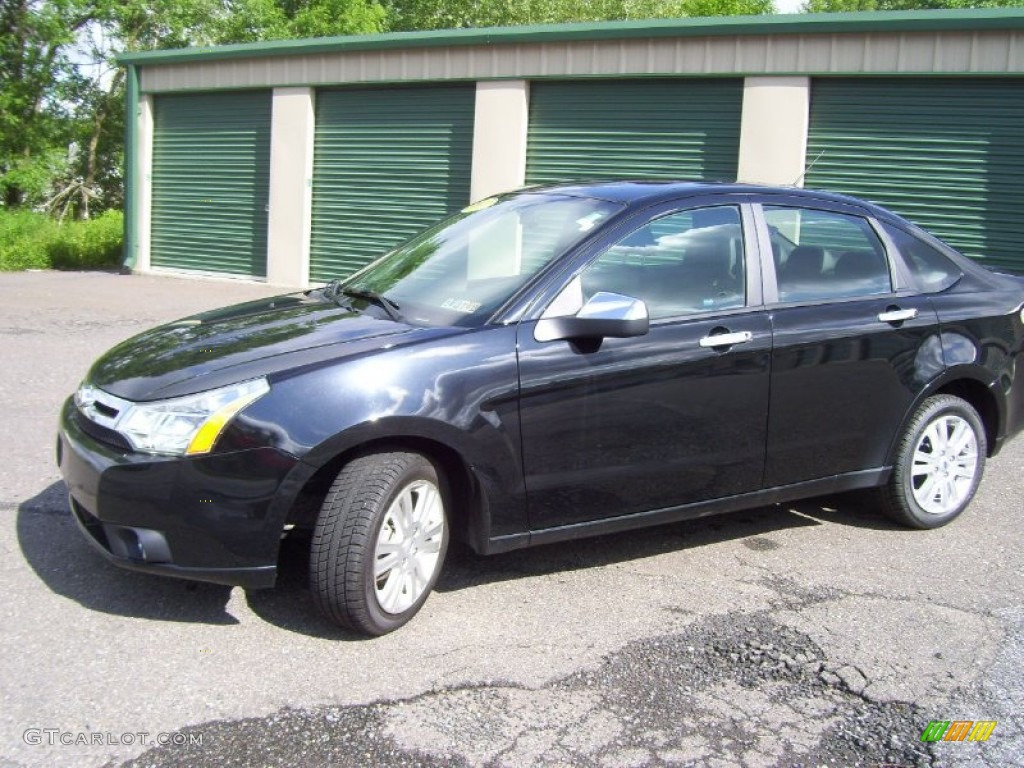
[517,203,772,531]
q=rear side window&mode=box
[765,206,892,302]
[882,224,962,293]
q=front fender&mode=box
[224,324,527,552]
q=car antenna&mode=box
[792,149,825,188]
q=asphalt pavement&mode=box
[1,270,1021,768]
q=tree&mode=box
[66,0,386,215]
[384,0,772,31]
[804,0,1023,11]
[286,0,387,38]
[1,0,387,217]
[0,0,94,208]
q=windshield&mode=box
[336,192,624,327]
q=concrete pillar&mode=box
[135,94,154,272]
[737,77,811,188]
[470,80,529,203]
[266,87,315,287]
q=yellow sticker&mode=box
[461,197,498,213]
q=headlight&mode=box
[107,378,269,456]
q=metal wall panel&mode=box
[525,79,742,185]
[151,91,271,276]
[806,78,1024,273]
[309,85,474,282]
[139,31,1024,92]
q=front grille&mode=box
[72,407,132,451]
[92,400,119,419]
[73,383,135,452]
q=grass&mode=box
[0,209,124,271]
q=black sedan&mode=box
[58,182,1024,635]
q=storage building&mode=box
[118,9,1024,285]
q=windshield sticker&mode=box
[461,197,499,213]
[441,298,482,314]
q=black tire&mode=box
[310,452,449,636]
[879,394,986,529]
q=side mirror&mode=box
[535,290,649,343]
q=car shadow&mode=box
[247,491,904,637]
[18,479,903,639]
[244,536,369,640]
[783,490,909,532]
[17,481,238,625]
[436,491,903,592]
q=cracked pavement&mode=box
[1,271,1021,768]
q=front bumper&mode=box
[57,397,300,589]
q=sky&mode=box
[775,0,806,12]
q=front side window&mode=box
[344,193,624,327]
[580,205,746,321]
[766,206,892,302]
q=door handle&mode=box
[699,330,753,349]
[878,308,918,324]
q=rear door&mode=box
[756,200,940,486]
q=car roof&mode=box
[517,180,1016,283]
[521,180,889,217]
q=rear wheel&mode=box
[880,394,986,529]
[310,452,448,635]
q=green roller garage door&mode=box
[310,86,474,282]
[151,91,271,277]
[526,79,742,185]
[806,78,1024,273]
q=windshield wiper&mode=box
[339,287,403,323]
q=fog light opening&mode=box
[105,526,172,564]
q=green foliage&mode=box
[384,0,772,30]
[47,209,124,268]
[92,0,387,49]
[289,0,388,38]
[687,0,772,14]
[1,0,390,217]
[0,0,89,207]
[0,209,123,271]
[0,149,68,208]
[0,210,54,270]
[804,0,1024,10]
[204,0,389,41]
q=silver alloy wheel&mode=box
[373,479,445,615]
[910,413,980,516]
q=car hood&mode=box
[88,292,446,401]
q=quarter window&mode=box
[882,224,962,293]
[582,206,746,320]
[765,206,892,302]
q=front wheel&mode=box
[879,394,986,529]
[310,452,449,635]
